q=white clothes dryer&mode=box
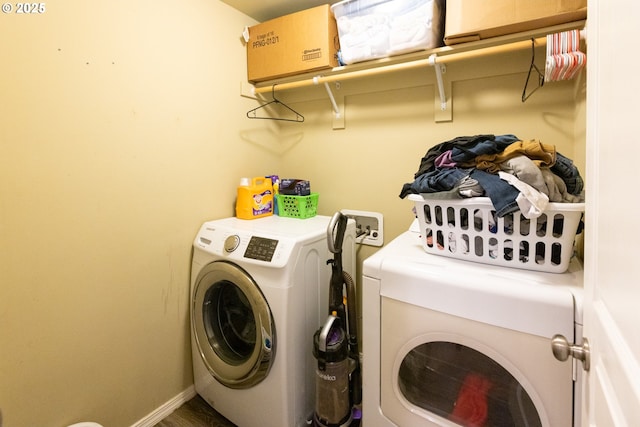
[190,215,355,427]
[362,223,584,427]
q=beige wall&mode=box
[0,1,272,426]
[0,1,586,426]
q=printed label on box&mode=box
[252,30,279,49]
[302,48,323,62]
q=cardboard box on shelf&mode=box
[444,0,587,45]
[246,5,340,83]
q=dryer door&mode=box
[381,297,574,427]
[192,260,275,389]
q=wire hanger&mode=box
[522,38,545,103]
[246,84,304,122]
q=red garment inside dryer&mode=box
[449,372,493,427]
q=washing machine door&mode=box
[192,260,275,389]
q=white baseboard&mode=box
[131,385,197,427]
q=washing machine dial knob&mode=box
[224,235,240,253]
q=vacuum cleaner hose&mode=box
[343,270,362,407]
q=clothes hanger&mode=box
[545,30,586,83]
[522,38,545,103]
[246,84,305,122]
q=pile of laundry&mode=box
[399,134,585,220]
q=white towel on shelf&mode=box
[389,3,432,53]
[337,14,390,64]
[336,0,442,64]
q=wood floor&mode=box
[153,395,237,427]
[153,394,362,427]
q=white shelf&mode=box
[245,20,586,127]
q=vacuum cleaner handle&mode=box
[328,212,348,315]
[327,211,347,255]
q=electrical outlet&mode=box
[341,210,383,247]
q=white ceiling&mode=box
[221,0,339,22]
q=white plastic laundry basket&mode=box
[409,195,585,273]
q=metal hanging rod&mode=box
[253,36,549,95]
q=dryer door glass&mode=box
[398,341,542,427]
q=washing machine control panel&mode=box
[244,236,278,262]
[195,221,296,267]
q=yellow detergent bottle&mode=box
[236,177,274,219]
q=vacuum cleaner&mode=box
[312,212,361,427]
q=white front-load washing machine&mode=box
[190,215,355,427]
[362,223,584,427]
